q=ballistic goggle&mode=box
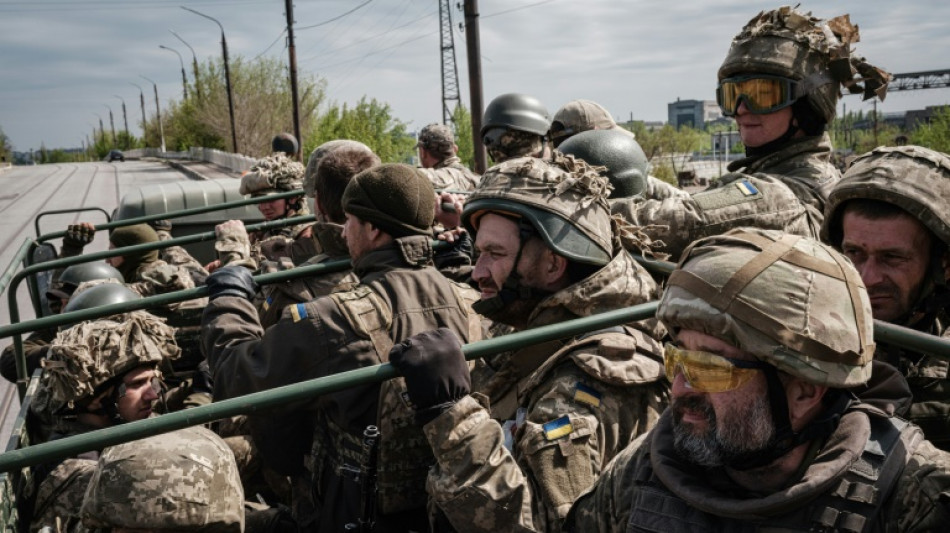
[716,75,801,117]
[664,343,770,393]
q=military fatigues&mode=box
[202,236,483,532]
[252,219,316,267]
[612,134,839,259]
[418,156,480,191]
[567,366,950,532]
[423,250,669,532]
[0,328,55,384]
[642,175,690,201]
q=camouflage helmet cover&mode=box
[821,145,950,248]
[44,309,180,407]
[556,128,649,198]
[718,6,890,123]
[462,152,613,266]
[658,228,874,387]
[81,425,244,532]
[240,153,306,196]
[303,139,374,197]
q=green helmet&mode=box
[658,228,874,387]
[821,145,950,249]
[557,129,649,199]
[718,6,889,123]
[62,281,141,315]
[303,139,375,198]
[462,153,613,266]
[481,93,551,137]
[47,262,124,301]
[271,132,299,156]
[81,425,244,532]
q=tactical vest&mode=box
[312,280,481,516]
[625,416,924,533]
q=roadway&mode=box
[0,158,203,444]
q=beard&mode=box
[672,393,776,468]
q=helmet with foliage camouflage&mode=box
[821,145,950,249]
[240,153,306,196]
[557,129,649,199]
[44,309,180,408]
[47,262,124,301]
[81,425,244,532]
[462,152,613,266]
[303,139,375,197]
[481,93,551,137]
[718,6,889,123]
[658,228,874,387]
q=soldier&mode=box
[201,163,483,532]
[272,131,299,158]
[566,228,950,532]
[557,128,650,200]
[81,425,245,533]
[549,98,688,201]
[821,145,950,449]
[388,153,668,532]
[149,218,211,286]
[612,6,889,260]
[481,93,551,164]
[29,303,180,531]
[416,123,480,191]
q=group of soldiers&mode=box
[9,4,950,532]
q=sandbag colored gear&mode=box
[718,6,890,123]
[240,153,306,196]
[480,93,551,137]
[557,129,649,199]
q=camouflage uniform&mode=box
[422,155,668,532]
[567,228,950,532]
[240,153,313,266]
[417,123,480,191]
[822,146,950,449]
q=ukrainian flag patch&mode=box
[263,295,274,311]
[574,382,602,408]
[735,180,759,196]
[543,415,573,440]
[290,303,308,322]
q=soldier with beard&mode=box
[566,228,950,532]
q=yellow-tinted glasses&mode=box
[664,343,769,393]
[716,75,799,117]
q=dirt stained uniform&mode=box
[418,156,480,191]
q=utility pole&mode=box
[141,75,166,152]
[439,0,462,127]
[159,44,189,99]
[130,82,148,147]
[113,95,129,149]
[285,0,302,160]
[104,104,117,148]
[463,0,486,173]
[873,99,879,147]
[171,29,202,102]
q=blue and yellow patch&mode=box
[290,303,308,322]
[573,382,602,408]
[735,180,759,196]
[543,415,573,440]
[262,295,274,311]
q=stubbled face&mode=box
[670,329,775,467]
[472,213,522,301]
[342,213,374,262]
[257,198,288,220]
[841,211,932,323]
[734,101,793,148]
[116,366,160,422]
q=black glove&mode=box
[62,224,95,252]
[205,265,258,301]
[389,328,470,424]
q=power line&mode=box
[482,0,559,19]
[0,0,267,12]
[254,28,287,59]
[295,0,374,31]
[298,11,434,64]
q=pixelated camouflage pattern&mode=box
[81,425,244,532]
[418,156,481,191]
[487,130,544,163]
[659,228,874,387]
[30,458,97,532]
[613,133,839,260]
[417,123,456,158]
[302,139,375,197]
[159,243,209,286]
[641,175,690,201]
[239,153,306,195]
[43,310,180,407]
[215,221,258,270]
[719,6,889,122]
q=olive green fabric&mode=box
[342,163,435,238]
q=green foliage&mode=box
[0,124,11,163]
[651,163,677,185]
[305,97,415,163]
[452,105,475,169]
[911,107,950,153]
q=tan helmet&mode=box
[81,425,244,532]
[718,6,889,123]
[240,153,306,196]
[303,139,375,197]
[821,145,950,249]
[462,152,614,266]
[658,228,874,387]
[43,310,180,409]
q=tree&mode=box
[305,97,415,163]
[912,107,950,153]
[0,125,12,164]
[451,105,475,169]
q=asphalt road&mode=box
[0,159,196,446]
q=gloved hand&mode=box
[62,222,96,253]
[215,220,258,270]
[205,265,258,301]
[389,328,470,424]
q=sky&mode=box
[2,0,950,151]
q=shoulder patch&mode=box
[573,382,602,408]
[290,303,308,322]
[262,295,274,311]
[543,415,573,440]
[693,178,763,211]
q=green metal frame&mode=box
[33,208,111,239]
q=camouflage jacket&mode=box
[612,134,839,260]
[419,156,481,191]
[127,258,208,309]
[0,327,55,384]
[423,251,669,532]
[251,218,316,267]
[202,236,482,533]
[567,366,950,532]
[642,175,690,201]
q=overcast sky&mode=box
[2,0,949,151]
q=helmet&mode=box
[44,309,180,407]
[81,425,244,532]
[549,99,636,147]
[303,139,374,197]
[481,93,551,137]
[718,6,889,123]
[62,281,141,315]
[658,228,874,387]
[47,262,124,300]
[821,145,950,249]
[240,153,306,196]
[462,153,613,266]
[557,129,649,198]
[271,132,299,156]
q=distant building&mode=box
[668,99,722,129]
